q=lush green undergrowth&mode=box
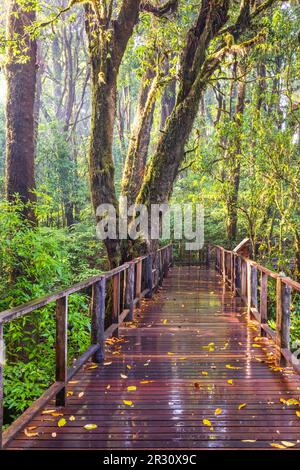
[0,201,106,423]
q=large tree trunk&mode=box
[6,0,37,220]
[122,65,157,205]
[84,0,141,267]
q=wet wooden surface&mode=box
[6,266,300,449]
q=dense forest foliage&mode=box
[0,0,300,423]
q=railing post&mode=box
[159,251,163,287]
[276,276,292,365]
[222,248,226,283]
[241,260,247,300]
[55,296,68,407]
[170,244,174,267]
[163,249,169,279]
[112,273,121,333]
[247,262,252,312]
[136,260,142,307]
[126,262,135,320]
[251,265,258,311]
[260,272,268,336]
[230,252,234,291]
[235,255,241,295]
[0,323,3,450]
[145,254,153,299]
[91,278,106,363]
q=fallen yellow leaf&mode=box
[42,409,56,415]
[281,441,296,447]
[238,403,247,410]
[201,371,208,376]
[226,364,241,370]
[296,411,300,418]
[203,419,212,426]
[127,386,137,391]
[123,400,133,406]
[242,439,256,442]
[214,408,222,416]
[84,424,98,430]
[227,379,233,385]
[270,443,286,449]
[58,418,67,427]
[69,416,76,421]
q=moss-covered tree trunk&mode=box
[6,0,37,221]
[122,66,157,205]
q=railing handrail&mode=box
[0,243,173,449]
[214,243,300,381]
[214,244,300,290]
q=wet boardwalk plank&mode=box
[6,266,300,449]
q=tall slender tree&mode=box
[6,0,37,220]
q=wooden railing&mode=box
[214,245,300,374]
[0,244,173,449]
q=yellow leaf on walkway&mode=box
[69,416,75,421]
[123,400,133,406]
[238,403,246,410]
[227,379,233,385]
[162,319,168,324]
[201,371,208,376]
[242,440,256,442]
[203,419,212,426]
[226,364,241,370]
[281,441,295,447]
[127,386,137,391]
[214,408,222,416]
[42,409,56,415]
[24,428,39,437]
[296,411,300,417]
[270,443,286,449]
[58,418,66,427]
[84,424,97,430]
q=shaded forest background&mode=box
[0,0,300,423]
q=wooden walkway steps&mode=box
[6,266,300,449]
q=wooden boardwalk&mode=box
[6,266,300,449]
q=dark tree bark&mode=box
[122,65,157,205]
[6,0,37,220]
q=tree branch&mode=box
[140,0,178,17]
